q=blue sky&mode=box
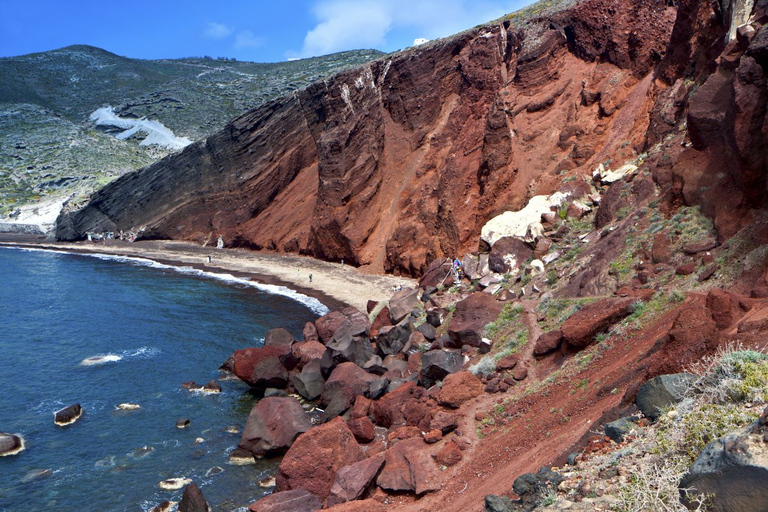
[0,0,531,62]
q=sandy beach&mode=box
[0,236,416,314]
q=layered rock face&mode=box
[57,0,764,277]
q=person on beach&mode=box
[309,273,313,283]
[341,259,344,268]
[207,255,212,264]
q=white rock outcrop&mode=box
[481,192,570,247]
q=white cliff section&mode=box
[480,192,570,247]
[0,196,70,234]
[90,107,192,150]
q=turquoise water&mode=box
[0,247,325,511]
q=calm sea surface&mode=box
[0,247,325,511]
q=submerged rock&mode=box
[158,477,192,490]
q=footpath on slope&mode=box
[0,235,415,313]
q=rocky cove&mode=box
[6,0,768,510]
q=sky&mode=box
[0,0,532,62]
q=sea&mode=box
[0,246,327,511]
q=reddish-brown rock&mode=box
[303,322,319,342]
[347,417,375,443]
[239,397,311,457]
[448,293,502,347]
[292,341,327,368]
[264,328,295,348]
[676,262,696,275]
[326,453,385,507]
[533,330,563,356]
[434,441,463,466]
[706,289,751,329]
[315,307,370,344]
[651,233,672,264]
[372,381,418,428]
[325,500,386,512]
[419,258,453,289]
[232,346,290,389]
[423,429,443,444]
[376,438,440,494]
[349,395,373,419]
[561,298,634,349]
[496,354,518,371]
[178,483,210,512]
[248,489,321,512]
[276,417,365,500]
[430,411,459,434]
[436,371,484,408]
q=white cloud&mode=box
[298,0,516,57]
[235,30,264,49]
[203,22,233,40]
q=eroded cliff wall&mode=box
[58,0,767,277]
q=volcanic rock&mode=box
[533,329,563,356]
[347,416,376,443]
[419,258,452,289]
[561,298,634,349]
[430,411,459,434]
[636,373,694,420]
[448,293,502,348]
[420,349,464,387]
[434,441,463,466]
[264,328,295,348]
[239,397,311,458]
[303,322,319,342]
[0,432,24,456]
[389,288,420,324]
[372,381,418,428]
[276,417,364,500]
[248,489,321,512]
[54,403,83,426]
[436,371,484,408]
[680,419,768,512]
[178,483,210,512]
[488,237,533,274]
[376,438,441,494]
[232,346,289,389]
[326,453,385,507]
[316,307,370,344]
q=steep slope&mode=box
[0,46,383,218]
[57,0,768,282]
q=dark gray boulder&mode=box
[680,412,768,512]
[0,432,24,456]
[417,322,437,341]
[485,495,513,512]
[636,373,694,420]
[376,321,414,356]
[264,327,295,348]
[178,483,210,512]
[420,349,464,387]
[54,403,83,426]
[292,359,325,401]
[604,416,639,443]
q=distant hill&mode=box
[0,45,384,217]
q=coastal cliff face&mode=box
[57,0,768,277]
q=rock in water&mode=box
[158,477,192,490]
[54,403,82,426]
[0,432,25,456]
[176,418,191,429]
[116,403,141,410]
[149,501,176,512]
[178,483,210,512]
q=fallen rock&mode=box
[347,416,375,443]
[682,239,717,254]
[485,495,514,512]
[239,397,311,458]
[316,307,370,344]
[489,237,533,274]
[636,373,693,420]
[232,346,289,389]
[448,293,502,347]
[533,329,563,356]
[561,298,634,349]
[604,416,639,443]
[303,322,319,342]
[292,359,326,401]
[178,483,210,512]
[423,429,442,444]
[372,381,417,428]
[0,432,24,456]
[389,288,420,324]
[248,488,321,512]
[292,341,327,368]
[376,438,440,495]
[496,354,518,371]
[706,289,751,329]
[276,417,364,501]
[512,467,563,510]
[264,328,295,348]
[419,258,452,289]
[680,419,768,512]
[420,349,464,387]
[326,452,385,507]
[433,441,462,466]
[325,500,386,512]
[430,411,459,434]
[436,371,484,408]
[651,233,672,263]
[676,262,696,275]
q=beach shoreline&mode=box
[0,235,416,314]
